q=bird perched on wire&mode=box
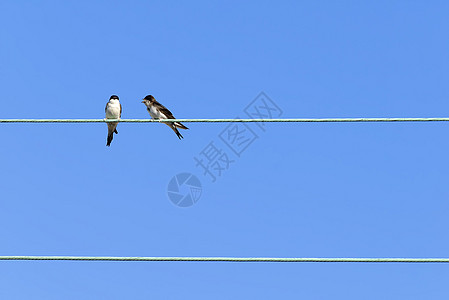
[141,95,188,139]
[105,95,122,147]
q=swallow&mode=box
[105,95,122,146]
[141,95,188,139]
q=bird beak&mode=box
[141,100,145,103]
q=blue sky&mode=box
[1,1,449,299]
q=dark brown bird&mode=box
[141,95,188,139]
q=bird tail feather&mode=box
[174,122,188,130]
[171,126,184,140]
[107,123,118,147]
[107,133,114,146]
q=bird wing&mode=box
[153,100,176,119]
[105,102,108,113]
[120,103,122,117]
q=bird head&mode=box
[142,95,155,103]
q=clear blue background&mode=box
[1,1,448,299]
